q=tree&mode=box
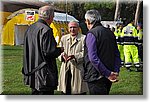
[114,0,122,21]
[134,0,143,26]
[84,1,115,21]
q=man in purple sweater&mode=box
[82,10,121,95]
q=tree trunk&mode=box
[134,0,142,26]
[114,0,122,21]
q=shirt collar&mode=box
[66,33,81,41]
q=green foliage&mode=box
[84,2,116,20]
[84,1,115,10]
[2,46,143,95]
[53,1,142,22]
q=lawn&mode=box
[1,45,143,95]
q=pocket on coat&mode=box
[35,66,57,90]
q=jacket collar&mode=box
[127,23,133,26]
[66,33,81,48]
[66,33,81,42]
[37,19,50,27]
[92,21,102,29]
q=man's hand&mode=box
[62,53,68,62]
[67,55,75,61]
[108,72,119,83]
[62,54,76,62]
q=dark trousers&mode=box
[138,45,143,62]
[65,69,72,95]
[88,77,112,95]
[31,88,54,95]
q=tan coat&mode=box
[57,33,88,94]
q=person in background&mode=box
[121,20,140,72]
[57,21,88,95]
[83,9,121,95]
[106,24,111,30]
[22,5,64,95]
[137,23,143,67]
[111,26,115,33]
[114,22,124,67]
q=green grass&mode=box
[1,45,143,95]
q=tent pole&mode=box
[66,0,67,22]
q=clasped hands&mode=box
[62,53,75,62]
[108,72,119,83]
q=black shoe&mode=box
[135,68,139,72]
[128,69,131,72]
[127,68,131,72]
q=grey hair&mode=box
[38,5,54,20]
[85,9,101,24]
[68,21,79,27]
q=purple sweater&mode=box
[86,33,120,77]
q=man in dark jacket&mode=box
[22,5,64,95]
[83,9,121,95]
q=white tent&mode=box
[54,12,78,22]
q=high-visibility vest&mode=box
[121,23,138,45]
[114,27,122,44]
[137,29,143,44]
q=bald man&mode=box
[57,21,88,95]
